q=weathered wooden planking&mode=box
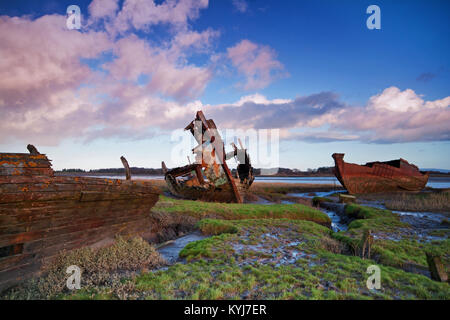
[0,167,54,176]
[0,200,156,240]
[0,198,154,225]
[0,190,156,204]
[0,199,158,246]
[0,147,161,292]
[0,181,158,193]
[0,153,53,177]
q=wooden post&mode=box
[361,229,373,259]
[27,144,40,155]
[161,161,168,174]
[426,252,448,282]
[120,156,131,180]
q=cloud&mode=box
[0,14,113,145]
[332,87,450,143]
[107,0,209,35]
[197,87,450,144]
[88,0,119,19]
[0,2,215,144]
[1,2,447,147]
[232,0,248,13]
[227,39,287,90]
[197,92,346,130]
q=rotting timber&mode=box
[332,153,429,194]
[163,111,254,203]
[0,145,160,291]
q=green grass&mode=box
[153,195,331,226]
[61,219,449,300]
[196,219,239,235]
[333,204,450,271]
[5,195,449,300]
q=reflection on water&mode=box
[256,176,341,185]
[287,190,345,199]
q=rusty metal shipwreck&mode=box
[332,153,429,194]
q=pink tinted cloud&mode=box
[0,14,112,144]
[227,40,287,90]
[1,3,447,147]
[332,87,450,142]
[104,33,213,101]
[88,0,119,19]
[198,87,450,143]
[110,0,209,34]
[0,8,214,145]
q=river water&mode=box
[87,175,450,189]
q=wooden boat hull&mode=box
[165,173,245,203]
[0,150,160,292]
[332,153,429,194]
[163,111,254,203]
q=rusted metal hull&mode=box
[332,153,429,194]
[0,148,160,291]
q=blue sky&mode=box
[0,0,449,170]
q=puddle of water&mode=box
[157,232,207,264]
[359,200,449,237]
[287,190,345,199]
[321,209,348,232]
[250,197,295,205]
[357,200,449,241]
[392,210,447,222]
[286,190,349,231]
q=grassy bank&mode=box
[3,193,448,300]
[153,195,331,227]
[384,190,450,213]
[332,204,450,270]
[61,219,450,299]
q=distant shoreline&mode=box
[55,172,450,178]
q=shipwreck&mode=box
[162,111,254,203]
[332,153,429,194]
[0,145,160,291]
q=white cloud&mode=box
[227,39,288,90]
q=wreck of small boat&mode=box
[162,111,254,203]
[0,145,160,291]
[332,153,429,194]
